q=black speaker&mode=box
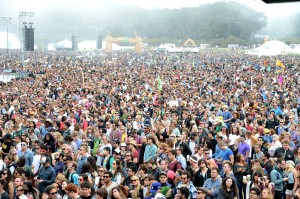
[97,34,102,49]
[71,34,78,51]
[24,27,34,51]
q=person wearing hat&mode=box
[249,187,261,199]
[196,187,209,199]
[158,172,171,196]
[128,140,139,163]
[144,181,161,199]
[1,134,14,156]
[262,128,272,143]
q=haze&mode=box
[0,0,300,46]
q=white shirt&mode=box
[32,154,41,174]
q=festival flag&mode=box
[157,75,162,91]
[276,59,286,69]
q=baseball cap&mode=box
[150,182,161,194]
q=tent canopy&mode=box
[247,40,292,56]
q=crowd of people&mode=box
[0,49,299,199]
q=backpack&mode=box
[70,172,78,183]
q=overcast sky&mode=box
[2,0,300,19]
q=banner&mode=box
[276,59,286,69]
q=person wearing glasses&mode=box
[64,183,81,199]
[15,184,29,199]
[77,145,88,174]
[176,171,197,199]
[128,175,143,199]
[41,185,60,199]
[249,187,261,199]
[196,187,208,199]
[102,171,117,199]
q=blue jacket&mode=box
[144,144,158,162]
[203,178,222,199]
[270,167,285,191]
[77,155,87,174]
[37,165,56,192]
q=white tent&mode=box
[292,45,300,54]
[55,40,72,49]
[247,40,292,56]
[0,32,21,49]
[78,40,97,51]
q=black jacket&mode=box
[274,147,294,162]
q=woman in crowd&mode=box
[0,169,14,198]
[246,171,264,199]
[261,174,275,197]
[261,188,274,199]
[96,188,108,199]
[24,180,39,199]
[217,176,239,199]
[234,153,250,199]
[129,175,143,199]
[111,185,127,199]
[111,159,125,185]
[285,162,298,199]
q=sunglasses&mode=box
[131,179,138,182]
[49,192,57,195]
[16,189,24,192]
[103,176,110,178]
[197,191,204,194]
[98,170,104,172]
[1,173,7,175]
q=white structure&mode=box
[247,40,292,56]
[292,45,300,54]
[0,32,21,49]
[55,40,72,49]
[78,40,97,51]
[156,43,183,52]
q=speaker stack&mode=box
[23,24,34,51]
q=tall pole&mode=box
[88,25,94,51]
[2,17,12,57]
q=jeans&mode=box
[275,190,283,199]
[237,180,246,199]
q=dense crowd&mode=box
[0,49,299,199]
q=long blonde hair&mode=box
[262,188,273,199]
[131,176,141,199]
